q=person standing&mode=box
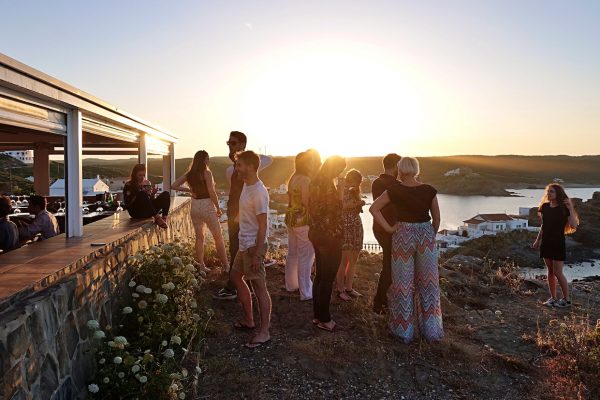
[532,184,579,308]
[335,169,366,301]
[229,151,272,348]
[308,155,346,332]
[171,150,229,269]
[371,153,401,313]
[285,151,317,301]
[18,195,60,241]
[0,196,19,252]
[370,157,443,343]
[213,131,273,300]
[123,164,170,229]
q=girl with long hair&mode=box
[335,169,366,301]
[123,164,170,228]
[172,151,229,269]
[284,151,317,301]
[308,155,346,332]
[532,183,579,308]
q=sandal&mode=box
[245,338,271,349]
[316,322,340,332]
[336,291,352,302]
[154,216,168,229]
[346,289,363,298]
[233,321,256,331]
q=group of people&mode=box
[0,195,60,253]
[118,130,581,346]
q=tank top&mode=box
[187,172,210,199]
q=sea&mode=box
[359,187,600,280]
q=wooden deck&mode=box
[0,197,189,306]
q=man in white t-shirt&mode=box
[230,150,272,348]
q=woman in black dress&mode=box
[123,164,170,229]
[532,184,579,308]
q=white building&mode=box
[271,184,287,195]
[460,213,529,236]
[268,209,286,230]
[1,150,34,164]
[50,175,110,197]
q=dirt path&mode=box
[196,255,600,400]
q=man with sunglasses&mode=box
[213,131,272,300]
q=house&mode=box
[50,175,110,196]
[108,177,130,192]
[1,150,34,164]
[460,213,529,234]
[271,184,287,195]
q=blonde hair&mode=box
[398,157,420,177]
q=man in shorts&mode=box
[230,151,272,348]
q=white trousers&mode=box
[285,225,315,300]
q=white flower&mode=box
[99,358,106,364]
[186,264,196,272]
[164,348,175,358]
[136,285,146,293]
[179,393,186,399]
[138,376,148,383]
[190,300,197,309]
[122,307,133,314]
[191,278,198,286]
[181,368,188,377]
[161,340,168,346]
[103,377,110,384]
[157,294,168,304]
[137,316,144,323]
[192,313,201,322]
[195,366,202,375]
[86,320,100,330]
[114,336,128,346]
[171,336,182,345]
[132,293,140,298]
[93,330,106,340]
[128,280,136,287]
[113,356,123,364]
[150,245,160,253]
[118,372,125,378]
[170,383,179,392]
[162,282,175,291]
[560,323,568,329]
[88,384,99,393]
[138,300,148,309]
[107,341,116,348]
[172,256,182,265]
[144,287,152,294]
[206,309,215,318]
[494,310,502,317]
[158,258,166,265]
[169,373,183,380]
[131,364,141,373]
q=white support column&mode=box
[138,133,147,165]
[66,109,83,237]
[162,143,175,195]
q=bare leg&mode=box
[249,278,271,343]
[193,224,206,266]
[344,250,361,291]
[544,258,557,299]
[336,251,352,300]
[206,220,229,269]
[231,270,254,327]
[552,261,570,300]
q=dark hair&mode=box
[383,153,401,170]
[230,131,247,144]
[538,183,579,234]
[129,164,146,183]
[29,195,46,210]
[236,150,260,170]
[345,169,363,185]
[316,155,346,179]
[186,151,209,195]
[305,148,322,173]
[0,196,12,218]
[294,151,313,176]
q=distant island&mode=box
[2,154,600,197]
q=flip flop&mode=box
[244,338,271,349]
[233,321,256,331]
[346,289,363,298]
[316,322,339,332]
[312,318,320,325]
[336,291,352,302]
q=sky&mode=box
[1,0,599,158]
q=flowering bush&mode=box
[87,240,212,399]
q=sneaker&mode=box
[263,259,277,267]
[542,298,557,307]
[212,287,237,300]
[555,299,572,308]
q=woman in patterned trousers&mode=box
[369,156,443,343]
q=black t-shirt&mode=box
[540,203,569,241]
[372,174,399,232]
[0,219,19,252]
[387,183,437,223]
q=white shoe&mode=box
[542,298,556,307]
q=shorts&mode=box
[232,243,267,281]
[190,198,221,234]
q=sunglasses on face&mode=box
[226,140,238,146]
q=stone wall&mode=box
[0,200,193,400]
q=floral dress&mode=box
[342,186,364,251]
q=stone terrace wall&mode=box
[0,200,193,400]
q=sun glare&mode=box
[231,49,428,158]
